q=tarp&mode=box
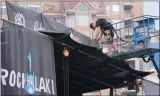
[5,1,99,48]
[1,19,152,95]
[1,20,57,95]
[51,30,152,95]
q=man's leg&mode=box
[108,41,116,52]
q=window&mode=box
[94,5,101,9]
[112,4,120,12]
[68,14,75,27]
[0,6,7,15]
[106,5,110,16]
[76,2,89,11]
[124,9,131,17]
[17,4,26,8]
[77,15,89,25]
[28,4,40,13]
[47,5,54,10]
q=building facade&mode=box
[0,1,143,38]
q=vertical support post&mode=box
[110,88,113,96]
[100,28,102,49]
[153,19,156,31]
[147,17,150,43]
[151,56,160,79]
[119,23,122,52]
[133,21,135,45]
[116,23,118,51]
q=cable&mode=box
[63,56,66,96]
[63,56,69,96]
[67,57,69,96]
[142,54,154,63]
[63,47,69,96]
[112,28,133,43]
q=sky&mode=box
[143,1,159,30]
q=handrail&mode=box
[102,15,159,28]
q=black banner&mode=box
[1,20,57,95]
[6,1,99,48]
[6,1,56,32]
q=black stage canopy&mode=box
[1,19,152,96]
[43,30,152,95]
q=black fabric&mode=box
[47,27,152,94]
[6,1,100,48]
[6,1,56,32]
[52,33,152,94]
[1,20,57,95]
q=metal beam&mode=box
[151,56,160,79]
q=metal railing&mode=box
[100,15,159,54]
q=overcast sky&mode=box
[143,2,159,30]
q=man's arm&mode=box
[93,26,101,40]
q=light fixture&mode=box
[63,47,69,57]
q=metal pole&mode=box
[151,57,160,79]
[110,88,113,96]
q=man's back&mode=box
[96,19,114,31]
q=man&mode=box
[90,19,116,52]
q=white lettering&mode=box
[9,70,16,87]
[15,13,25,27]
[1,68,8,85]
[35,76,39,92]
[45,78,51,94]
[52,80,55,95]
[39,77,46,92]
[22,73,26,88]
[17,72,21,88]
[70,33,82,43]
[1,68,55,95]
[34,21,45,31]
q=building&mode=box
[1,1,143,38]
